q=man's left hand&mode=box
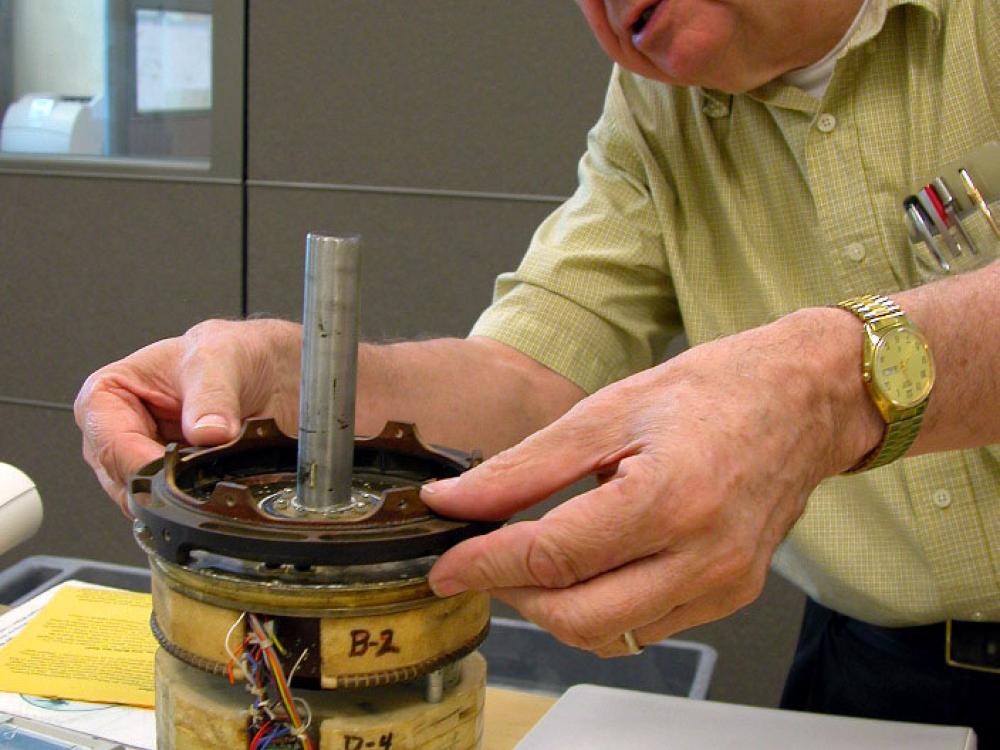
[422,308,878,656]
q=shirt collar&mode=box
[698,0,942,112]
[845,0,943,50]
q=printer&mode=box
[0,93,104,155]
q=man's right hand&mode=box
[74,319,303,515]
[75,321,581,516]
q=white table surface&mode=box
[515,684,976,750]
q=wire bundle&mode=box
[226,612,315,750]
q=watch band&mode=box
[850,409,926,473]
[838,294,904,326]
[837,294,930,473]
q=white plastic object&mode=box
[0,463,43,557]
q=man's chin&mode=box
[637,44,714,87]
[639,54,758,94]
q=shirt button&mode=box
[970,611,985,622]
[844,242,866,262]
[932,489,952,508]
[704,101,729,118]
[816,113,837,132]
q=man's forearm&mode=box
[898,258,1000,454]
[811,258,1000,469]
[356,336,585,458]
[356,258,998,473]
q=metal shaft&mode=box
[297,233,361,511]
[425,669,445,704]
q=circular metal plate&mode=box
[129,418,501,567]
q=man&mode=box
[76,0,1000,742]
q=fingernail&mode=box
[193,414,231,431]
[421,476,461,496]
[429,577,466,597]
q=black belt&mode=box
[847,615,1000,674]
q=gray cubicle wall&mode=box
[0,176,242,573]
[244,1,611,330]
[0,0,805,710]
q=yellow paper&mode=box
[0,585,156,707]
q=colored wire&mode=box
[226,612,314,750]
[250,721,275,750]
[225,612,248,664]
[246,613,315,750]
[224,612,313,750]
[287,647,310,685]
[256,723,290,750]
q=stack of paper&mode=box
[0,582,156,749]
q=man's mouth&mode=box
[630,1,663,35]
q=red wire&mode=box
[249,721,272,750]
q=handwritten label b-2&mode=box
[348,628,401,657]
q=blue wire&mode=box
[258,723,291,749]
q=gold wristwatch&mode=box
[837,294,935,473]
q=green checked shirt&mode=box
[472,0,1000,626]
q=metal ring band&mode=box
[151,612,490,688]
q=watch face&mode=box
[871,327,934,408]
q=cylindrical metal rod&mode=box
[296,233,361,511]
[425,669,445,704]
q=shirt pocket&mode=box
[909,195,1000,285]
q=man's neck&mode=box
[781,0,875,98]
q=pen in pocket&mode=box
[930,177,980,255]
[904,197,950,272]
[958,167,1000,241]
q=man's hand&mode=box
[74,319,302,514]
[423,308,880,656]
[75,321,582,517]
